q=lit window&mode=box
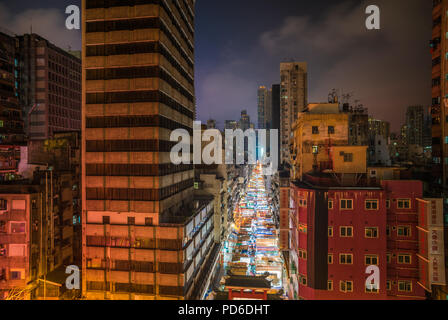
[312,146,319,154]
[365,227,379,239]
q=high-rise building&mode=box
[431,0,447,188]
[206,119,216,129]
[82,0,217,300]
[280,62,307,165]
[0,32,26,181]
[225,120,238,130]
[406,106,425,147]
[258,86,272,129]
[16,33,81,140]
[271,84,281,162]
[239,110,251,131]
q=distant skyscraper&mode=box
[257,86,272,129]
[207,119,216,129]
[280,62,307,165]
[240,110,251,131]
[225,120,238,130]
[406,106,424,147]
[271,84,281,161]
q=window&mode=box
[0,199,7,210]
[328,226,334,237]
[397,199,411,209]
[328,280,333,291]
[312,146,319,154]
[145,218,153,226]
[365,255,379,265]
[8,244,26,257]
[312,126,319,134]
[397,226,411,237]
[365,200,379,210]
[386,225,390,237]
[366,283,379,293]
[397,254,412,264]
[365,227,379,238]
[386,281,391,291]
[398,280,412,293]
[298,249,307,260]
[127,217,135,225]
[344,153,353,162]
[10,270,24,280]
[340,199,353,210]
[328,126,335,134]
[11,200,26,210]
[299,275,307,286]
[387,253,392,264]
[328,254,334,264]
[10,222,25,234]
[339,254,353,264]
[340,226,353,237]
[103,216,110,224]
[340,281,353,293]
[328,199,334,210]
[386,200,390,209]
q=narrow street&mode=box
[221,163,285,293]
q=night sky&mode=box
[0,0,432,132]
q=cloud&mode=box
[0,3,81,51]
[196,0,432,132]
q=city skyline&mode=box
[0,0,432,131]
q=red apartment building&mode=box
[289,172,427,300]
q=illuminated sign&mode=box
[427,199,446,286]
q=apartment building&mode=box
[0,32,26,181]
[16,33,81,140]
[288,151,427,300]
[280,62,307,165]
[0,185,43,300]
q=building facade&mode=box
[0,32,26,182]
[258,86,272,130]
[81,0,219,300]
[280,62,307,165]
[17,33,81,140]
